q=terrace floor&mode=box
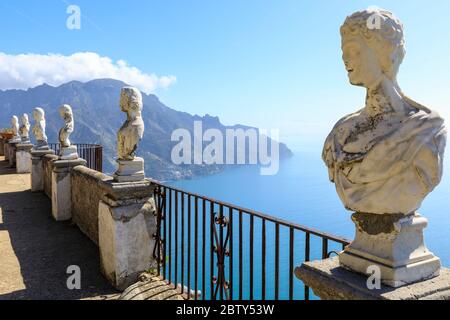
[0,156,119,300]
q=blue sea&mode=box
[166,141,450,299]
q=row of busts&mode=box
[9,105,75,158]
[7,86,145,167]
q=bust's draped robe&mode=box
[323,105,447,214]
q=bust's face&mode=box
[342,35,384,89]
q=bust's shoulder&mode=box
[331,109,364,132]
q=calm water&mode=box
[167,142,450,299]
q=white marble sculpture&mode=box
[322,8,447,286]
[114,87,145,182]
[10,116,21,142]
[32,107,49,150]
[58,104,79,160]
[19,113,31,143]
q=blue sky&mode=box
[1,0,450,148]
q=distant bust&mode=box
[117,87,145,160]
[32,107,48,148]
[59,104,74,148]
[19,113,30,142]
[322,8,447,215]
[10,115,20,141]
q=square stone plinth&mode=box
[8,141,19,167]
[16,143,33,173]
[51,158,87,221]
[295,257,450,300]
[113,157,145,182]
[99,182,157,290]
[31,148,56,192]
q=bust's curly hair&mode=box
[341,8,405,80]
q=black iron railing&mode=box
[152,182,350,300]
[48,143,103,172]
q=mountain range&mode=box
[0,79,293,180]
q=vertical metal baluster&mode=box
[174,191,178,289]
[187,195,191,299]
[304,232,310,300]
[228,207,233,300]
[181,193,185,295]
[239,210,243,300]
[210,201,214,300]
[261,219,266,300]
[202,198,206,300]
[168,189,172,284]
[163,187,167,280]
[322,238,329,259]
[275,223,279,300]
[219,205,224,300]
[249,214,254,300]
[194,197,198,300]
[289,227,294,300]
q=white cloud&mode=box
[0,52,176,94]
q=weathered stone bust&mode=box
[19,113,31,143]
[117,87,145,161]
[59,104,74,148]
[10,115,21,142]
[323,8,447,215]
[32,107,49,149]
[58,104,79,160]
[323,8,447,287]
[113,87,145,182]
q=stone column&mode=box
[16,143,33,173]
[98,180,157,290]
[31,148,56,192]
[51,158,86,221]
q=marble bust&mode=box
[19,113,31,143]
[10,115,21,142]
[323,8,446,287]
[32,107,49,149]
[113,87,145,182]
[58,104,79,160]
[117,87,145,160]
[323,8,447,215]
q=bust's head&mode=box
[59,104,73,122]
[11,115,18,126]
[33,107,45,121]
[21,113,29,125]
[120,87,143,115]
[341,8,405,88]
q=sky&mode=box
[1,0,450,148]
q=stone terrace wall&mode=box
[43,154,59,198]
[71,166,113,245]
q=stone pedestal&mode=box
[7,141,19,167]
[98,179,157,290]
[339,212,440,287]
[51,158,86,221]
[60,145,79,160]
[113,157,145,182]
[4,143,9,161]
[16,143,33,173]
[31,148,56,192]
[295,257,450,300]
[0,139,4,156]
